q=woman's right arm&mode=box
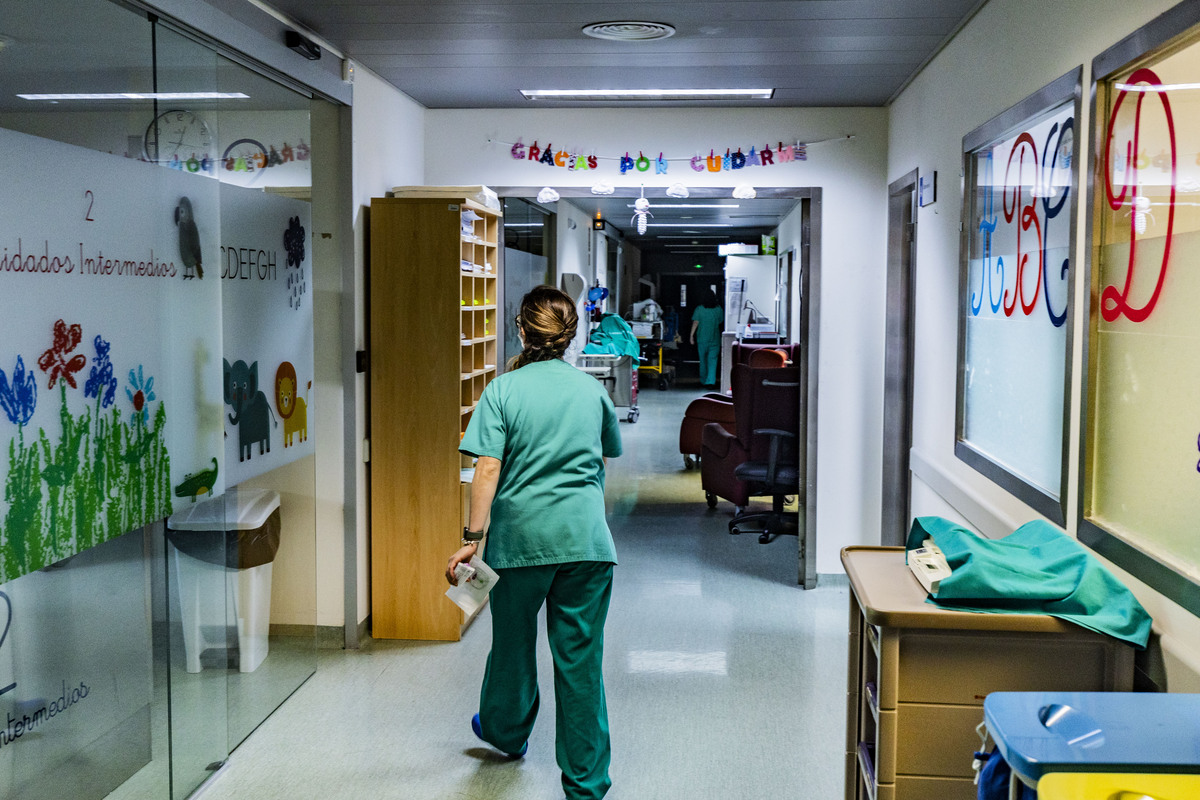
[446,456,502,584]
[467,456,501,532]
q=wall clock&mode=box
[143,109,214,165]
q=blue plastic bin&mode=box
[983,692,1200,790]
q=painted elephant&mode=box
[224,359,277,462]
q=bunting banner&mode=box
[497,137,846,175]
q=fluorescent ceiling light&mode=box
[626,203,740,209]
[645,223,731,228]
[1114,82,1200,92]
[521,88,773,101]
[17,92,250,101]
[718,243,759,255]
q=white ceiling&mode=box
[0,0,986,250]
[262,0,984,247]
[503,186,802,256]
[266,0,987,109]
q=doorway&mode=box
[881,170,918,547]
[491,186,820,588]
[502,197,554,366]
[658,272,723,384]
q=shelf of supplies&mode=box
[370,192,502,643]
[857,743,878,800]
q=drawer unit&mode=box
[843,547,1134,800]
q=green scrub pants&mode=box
[477,561,614,800]
[697,337,720,386]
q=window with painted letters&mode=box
[957,70,1081,526]
[1084,17,1200,614]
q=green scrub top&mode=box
[459,359,623,569]
[692,304,724,345]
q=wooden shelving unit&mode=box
[368,194,501,640]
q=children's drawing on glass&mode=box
[1101,68,1176,324]
[1040,119,1072,327]
[972,152,1003,316]
[957,74,1080,523]
[0,319,171,584]
[970,116,1072,327]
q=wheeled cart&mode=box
[841,547,1134,800]
[983,691,1200,797]
[577,353,639,422]
[637,337,675,390]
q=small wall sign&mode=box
[918,172,937,207]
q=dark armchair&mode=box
[732,341,799,367]
[701,364,802,543]
[679,393,734,470]
[679,348,788,469]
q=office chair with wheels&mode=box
[681,349,787,469]
[701,365,802,543]
[728,371,802,543]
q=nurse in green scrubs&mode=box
[690,290,724,388]
[447,285,623,800]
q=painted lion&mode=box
[274,361,309,447]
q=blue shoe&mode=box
[472,713,527,758]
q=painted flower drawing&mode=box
[284,215,306,268]
[84,334,118,409]
[0,355,37,425]
[126,365,156,425]
[38,319,87,390]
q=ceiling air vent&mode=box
[582,21,676,41]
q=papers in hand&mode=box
[445,555,499,615]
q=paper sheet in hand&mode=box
[445,556,499,615]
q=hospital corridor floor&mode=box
[198,386,848,800]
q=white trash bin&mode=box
[166,488,281,673]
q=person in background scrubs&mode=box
[447,285,623,800]
[690,289,724,388]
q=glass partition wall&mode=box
[0,1,318,798]
[956,70,1081,526]
[1083,2,1200,617]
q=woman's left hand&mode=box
[445,542,479,585]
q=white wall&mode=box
[775,202,805,343]
[889,0,1200,687]
[425,108,889,575]
[329,66,425,627]
[555,202,594,356]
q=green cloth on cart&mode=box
[905,516,1153,649]
[582,314,641,358]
